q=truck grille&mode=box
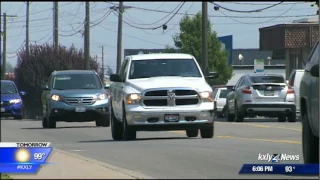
[142,89,199,107]
[1,101,11,107]
[63,97,95,106]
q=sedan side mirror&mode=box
[19,91,26,96]
[110,74,122,82]
[41,85,49,91]
[310,64,319,77]
[205,72,219,79]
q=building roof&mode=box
[129,53,193,60]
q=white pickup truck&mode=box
[108,53,219,141]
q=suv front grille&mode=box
[142,89,199,107]
[64,97,95,106]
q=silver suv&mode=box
[300,41,319,164]
[225,74,296,122]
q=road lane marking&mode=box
[215,122,302,132]
[171,131,301,144]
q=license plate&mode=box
[164,114,179,122]
[264,91,274,96]
[0,108,5,112]
[75,106,86,112]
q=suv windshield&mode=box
[129,59,202,79]
[1,82,17,94]
[249,76,285,83]
[52,74,102,90]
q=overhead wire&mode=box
[210,1,284,13]
[217,2,299,25]
[112,2,186,30]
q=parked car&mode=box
[41,70,110,128]
[109,53,218,141]
[225,73,296,122]
[1,80,26,119]
[287,69,304,117]
[300,41,319,164]
[212,85,233,118]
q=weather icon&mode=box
[15,148,31,163]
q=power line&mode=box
[210,2,284,13]
[222,2,304,6]
[217,2,299,25]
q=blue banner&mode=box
[0,147,53,173]
[239,164,319,175]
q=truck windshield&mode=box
[52,74,102,90]
[249,76,285,83]
[129,59,202,79]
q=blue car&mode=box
[1,80,26,119]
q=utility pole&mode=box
[110,3,131,73]
[26,1,30,55]
[100,46,105,78]
[202,2,208,75]
[0,2,2,70]
[53,2,59,52]
[84,1,90,70]
[1,13,18,79]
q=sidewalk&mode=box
[9,149,154,179]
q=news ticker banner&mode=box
[0,142,53,173]
[239,164,319,175]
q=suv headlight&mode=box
[9,99,21,104]
[199,91,213,102]
[97,93,108,100]
[126,93,141,105]
[51,94,62,101]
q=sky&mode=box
[0,1,318,72]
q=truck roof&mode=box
[128,53,194,61]
[53,70,97,75]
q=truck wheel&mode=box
[122,110,136,141]
[226,106,235,122]
[186,129,198,137]
[235,103,244,122]
[277,115,286,122]
[287,113,296,122]
[302,113,319,164]
[110,108,123,141]
[200,123,214,138]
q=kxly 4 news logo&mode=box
[258,153,300,163]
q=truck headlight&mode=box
[51,94,62,101]
[97,93,108,100]
[9,99,21,104]
[126,93,141,105]
[199,91,213,102]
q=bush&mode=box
[14,43,99,119]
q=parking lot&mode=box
[1,117,315,179]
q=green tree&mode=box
[167,12,233,85]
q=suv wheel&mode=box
[277,115,286,122]
[287,113,296,122]
[96,114,110,127]
[13,115,22,120]
[42,117,48,128]
[302,114,319,164]
[226,106,235,122]
[110,107,123,141]
[186,129,199,137]
[122,109,136,141]
[200,123,214,138]
[235,103,244,122]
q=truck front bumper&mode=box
[125,103,214,130]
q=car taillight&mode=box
[287,87,294,94]
[242,86,251,94]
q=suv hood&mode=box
[127,77,212,92]
[1,93,21,101]
[50,89,106,98]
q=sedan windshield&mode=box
[52,74,102,90]
[1,82,17,94]
[129,59,202,79]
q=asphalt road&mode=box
[1,118,316,179]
